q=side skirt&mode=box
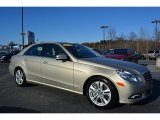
[27,79,83,95]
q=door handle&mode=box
[43,61,48,64]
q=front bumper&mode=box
[118,81,152,104]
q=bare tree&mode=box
[158,31,160,41]
[8,41,16,46]
[107,25,117,41]
[128,32,137,50]
[129,32,137,41]
[139,27,149,53]
[117,33,127,48]
[139,27,148,40]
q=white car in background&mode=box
[156,56,160,68]
[148,50,160,60]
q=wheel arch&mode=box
[14,66,24,75]
[83,75,119,98]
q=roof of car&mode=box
[36,42,76,45]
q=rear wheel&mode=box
[86,77,118,109]
[15,68,27,86]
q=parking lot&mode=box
[0,60,160,113]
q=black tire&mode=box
[14,68,27,87]
[86,77,119,109]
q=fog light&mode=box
[129,94,142,99]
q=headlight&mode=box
[116,70,142,82]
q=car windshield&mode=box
[104,50,112,55]
[62,43,99,58]
[113,49,127,55]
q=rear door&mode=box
[23,44,44,82]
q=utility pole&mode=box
[100,25,108,50]
[21,7,25,48]
[151,20,160,50]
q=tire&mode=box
[86,77,119,109]
[14,68,27,87]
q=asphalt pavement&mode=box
[0,60,160,113]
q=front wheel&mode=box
[86,77,119,109]
[15,68,27,86]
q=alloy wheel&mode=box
[88,81,111,107]
[15,69,24,85]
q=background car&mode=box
[135,52,146,60]
[104,48,138,63]
[0,50,20,62]
[0,51,7,58]
[148,50,160,60]
[92,48,104,55]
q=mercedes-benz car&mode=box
[9,43,152,109]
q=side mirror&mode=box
[56,54,67,60]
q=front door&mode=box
[41,44,74,90]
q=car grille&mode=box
[143,71,152,81]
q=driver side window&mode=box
[42,44,66,58]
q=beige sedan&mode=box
[9,43,152,109]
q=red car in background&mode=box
[104,48,138,63]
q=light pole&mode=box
[151,20,160,50]
[100,25,108,50]
[21,7,25,48]
[100,25,108,41]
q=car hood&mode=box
[78,57,148,74]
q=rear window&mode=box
[104,50,112,54]
[24,45,43,56]
[113,49,127,55]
